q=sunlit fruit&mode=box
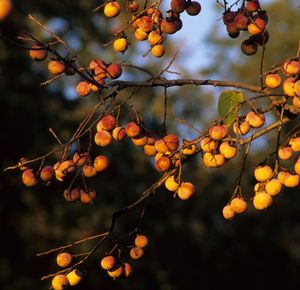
[94,130,112,147]
[29,44,47,61]
[200,137,218,152]
[265,73,282,89]
[222,205,235,220]
[233,120,250,135]
[289,137,300,152]
[66,269,83,286]
[130,247,144,260]
[148,30,162,45]
[177,182,195,200]
[82,165,97,178]
[22,169,38,187]
[56,252,72,268]
[161,18,180,34]
[265,179,282,196]
[100,256,116,270]
[106,63,122,79]
[182,144,196,155]
[283,60,300,75]
[230,197,247,214]
[134,28,148,41]
[51,274,69,290]
[155,156,171,172]
[113,38,128,53]
[278,171,289,184]
[253,192,272,210]
[0,0,12,20]
[294,80,300,97]
[254,165,273,182]
[122,262,132,277]
[294,160,300,175]
[165,175,180,191]
[107,264,123,279]
[203,152,225,168]
[48,60,65,75]
[112,126,126,141]
[284,174,299,188]
[151,44,165,58]
[40,165,54,182]
[76,81,91,97]
[104,1,121,18]
[245,0,259,12]
[219,142,237,159]
[247,18,266,35]
[125,122,141,138]
[94,155,110,172]
[209,124,228,140]
[143,144,157,156]
[80,190,94,204]
[185,1,201,16]
[138,16,153,32]
[73,152,88,166]
[135,234,148,248]
[97,115,116,131]
[245,111,265,128]
[234,13,249,30]
[283,77,296,97]
[278,146,293,160]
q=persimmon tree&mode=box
[1,0,300,289]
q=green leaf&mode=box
[217,90,244,126]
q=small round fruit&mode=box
[125,122,141,138]
[155,156,171,172]
[294,160,300,175]
[29,44,48,61]
[40,165,54,182]
[151,44,165,58]
[48,60,65,75]
[73,152,88,166]
[209,124,228,140]
[80,190,94,204]
[132,135,148,147]
[94,130,112,147]
[283,77,296,97]
[230,198,247,214]
[171,0,186,13]
[289,137,300,152]
[265,179,282,196]
[284,174,299,188]
[134,28,148,41]
[265,73,282,89]
[97,115,116,131]
[148,31,162,45]
[108,264,123,279]
[122,262,132,277]
[51,274,69,290]
[22,169,38,187]
[135,235,148,248]
[113,38,128,53]
[143,144,157,156]
[219,142,237,159]
[185,1,201,16]
[94,155,110,172]
[112,126,126,141]
[200,137,218,152]
[56,252,72,268]
[100,255,116,271]
[177,182,195,200]
[64,188,80,202]
[76,81,91,97]
[254,165,273,182]
[82,165,97,178]
[0,0,12,20]
[165,175,179,191]
[222,205,235,220]
[241,38,258,56]
[182,144,196,155]
[130,247,144,260]
[138,16,153,32]
[107,63,122,79]
[66,269,83,286]
[253,192,272,210]
[283,60,300,76]
[278,146,293,160]
[247,18,266,35]
[233,120,250,135]
[104,1,121,18]
[245,111,265,128]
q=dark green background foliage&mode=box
[1,1,300,289]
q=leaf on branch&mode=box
[218,90,244,126]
